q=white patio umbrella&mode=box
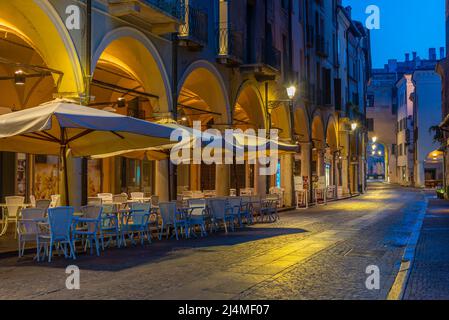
[0,99,185,204]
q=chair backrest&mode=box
[50,194,61,208]
[130,192,144,200]
[131,202,151,213]
[47,206,74,238]
[188,198,206,216]
[88,197,103,206]
[151,196,159,207]
[97,193,113,203]
[191,191,204,199]
[101,203,115,215]
[209,199,226,219]
[5,196,25,218]
[128,203,150,225]
[227,197,242,209]
[113,194,128,204]
[80,205,103,232]
[30,195,36,208]
[36,199,51,211]
[158,202,176,224]
[240,196,251,204]
[20,208,45,234]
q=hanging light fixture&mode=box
[117,97,126,108]
[14,70,26,85]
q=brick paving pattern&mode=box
[404,198,449,300]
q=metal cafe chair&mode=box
[50,194,61,208]
[17,208,45,257]
[101,203,121,248]
[208,198,235,233]
[5,196,25,238]
[120,202,152,246]
[36,206,76,262]
[158,202,187,240]
[36,199,51,213]
[72,205,103,256]
[186,198,209,237]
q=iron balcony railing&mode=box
[143,0,185,21]
[179,4,208,45]
[217,26,244,63]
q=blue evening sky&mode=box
[343,0,445,68]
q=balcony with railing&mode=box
[316,35,329,57]
[178,4,208,48]
[216,26,244,66]
[107,0,185,35]
[240,39,281,79]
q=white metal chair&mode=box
[50,194,61,208]
[130,192,145,202]
[17,208,45,257]
[5,196,25,238]
[88,197,103,206]
[29,195,36,208]
[97,193,113,204]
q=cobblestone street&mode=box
[0,183,431,300]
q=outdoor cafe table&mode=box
[0,203,32,236]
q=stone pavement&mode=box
[403,197,449,300]
[0,183,429,300]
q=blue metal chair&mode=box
[101,203,121,248]
[158,202,187,240]
[36,206,76,262]
[186,199,209,237]
[120,203,151,246]
[72,206,103,256]
[226,197,243,227]
[208,198,235,233]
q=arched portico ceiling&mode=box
[326,115,339,151]
[0,0,84,95]
[0,28,55,110]
[233,82,266,130]
[177,61,231,128]
[311,113,325,149]
[93,27,172,113]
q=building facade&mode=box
[367,48,443,188]
[0,0,371,207]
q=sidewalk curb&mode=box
[387,196,428,300]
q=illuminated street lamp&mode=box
[372,136,377,143]
[378,151,382,156]
[286,85,297,100]
[372,144,377,150]
[351,122,358,131]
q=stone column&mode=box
[254,162,267,197]
[216,164,230,196]
[280,153,293,206]
[300,142,312,199]
[245,161,251,188]
[317,149,325,178]
[190,164,200,191]
[416,160,425,188]
[155,159,169,202]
